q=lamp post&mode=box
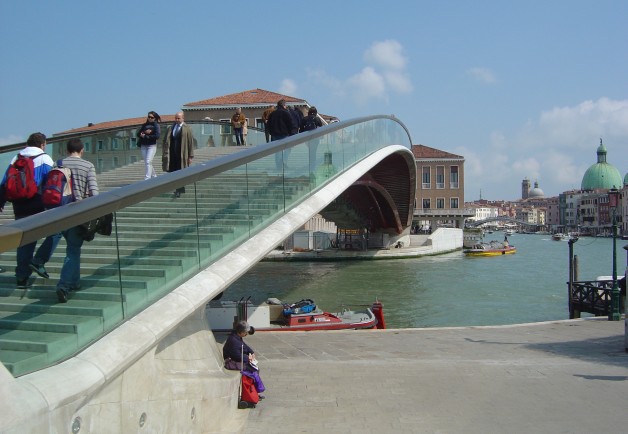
[608,188,621,321]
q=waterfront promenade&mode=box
[238,318,627,434]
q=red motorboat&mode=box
[206,298,385,332]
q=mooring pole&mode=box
[568,237,578,319]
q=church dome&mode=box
[528,181,544,198]
[580,140,622,191]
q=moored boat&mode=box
[463,239,516,257]
[552,233,567,241]
[206,297,385,331]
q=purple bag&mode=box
[241,370,265,393]
[224,359,240,370]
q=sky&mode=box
[1,0,626,201]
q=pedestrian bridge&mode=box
[0,116,414,432]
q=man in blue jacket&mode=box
[0,132,61,288]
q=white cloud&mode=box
[279,79,297,96]
[466,67,496,84]
[306,68,345,97]
[512,157,541,181]
[347,67,387,106]
[306,39,413,107]
[535,97,628,149]
[469,97,628,199]
[364,40,407,70]
[384,70,413,93]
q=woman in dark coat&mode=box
[223,320,266,396]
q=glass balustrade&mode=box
[0,117,411,376]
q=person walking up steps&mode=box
[0,132,61,288]
[55,138,99,303]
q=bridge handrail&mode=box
[1,115,412,250]
[0,115,412,376]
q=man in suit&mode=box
[162,111,195,197]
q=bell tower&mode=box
[521,178,530,199]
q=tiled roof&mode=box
[411,144,463,160]
[184,88,306,107]
[55,115,177,135]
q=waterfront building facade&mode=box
[466,204,500,222]
[412,144,473,230]
[545,197,560,228]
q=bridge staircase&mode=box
[0,146,308,376]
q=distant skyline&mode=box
[1,0,626,201]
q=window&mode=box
[436,198,445,209]
[450,166,459,189]
[97,140,104,151]
[84,142,91,152]
[130,137,137,148]
[450,197,459,209]
[112,138,119,150]
[256,118,264,129]
[220,120,232,135]
[422,167,431,189]
[436,166,445,189]
[423,198,431,209]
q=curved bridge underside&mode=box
[321,152,416,234]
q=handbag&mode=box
[78,213,113,241]
[224,358,240,371]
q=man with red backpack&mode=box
[0,132,61,288]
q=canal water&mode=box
[223,234,627,328]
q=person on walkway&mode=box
[231,107,246,146]
[137,111,161,180]
[287,106,300,135]
[0,132,61,288]
[162,111,194,197]
[55,138,99,303]
[242,118,248,146]
[223,320,266,397]
[299,106,324,173]
[262,105,274,143]
[267,100,296,170]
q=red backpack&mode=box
[4,154,39,202]
[42,160,74,208]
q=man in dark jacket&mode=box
[266,99,294,141]
[267,99,297,170]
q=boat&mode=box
[463,239,516,257]
[206,297,385,332]
[552,233,567,241]
[504,229,515,236]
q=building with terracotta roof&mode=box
[411,144,472,229]
[182,88,336,131]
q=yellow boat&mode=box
[463,240,516,257]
